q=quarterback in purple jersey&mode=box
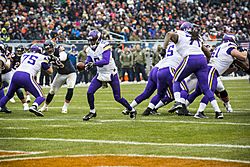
[0,44,53,116]
[83,30,136,121]
[164,22,223,119]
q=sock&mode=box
[180,98,186,104]
[155,100,164,109]
[197,102,207,112]
[90,109,96,113]
[63,102,69,108]
[186,100,190,107]
[211,100,221,112]
[174,92,181,102]
[130,100,138,108]
[148,103,155,110]
[32,102,38,108]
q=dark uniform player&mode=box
[40,40,77,113]
[2,44,29,111]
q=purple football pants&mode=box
[187,66,218,104]
[173,55,215,102]
[0,71,45,107]
[150,67,174,105]
[134,67,158,104]
[87,73,132,111]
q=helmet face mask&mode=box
[16,45,24,56]
[44,40,55,55]
[87,30,101,49]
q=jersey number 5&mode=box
[22,54,38,65]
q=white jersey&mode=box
[209,42,236,75]
[86,40,117,75]
[157,43,183,69]
[16,52,49,77]
[175,30,204,58]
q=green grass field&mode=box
[0,79,249,163]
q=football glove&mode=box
[85,62,95,71]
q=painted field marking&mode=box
[0,153,249,164]
[0,150,45,158]
[0,137,249,149]
[0,118,249,126]
[2,127,29,130]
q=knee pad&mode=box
[65,88,74,101]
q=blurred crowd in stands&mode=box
[0,0,249,42]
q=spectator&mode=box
[133,44,148,82]
[77,45,89,84]
[68,44,78,69]
[120,46,134,82]
[0,28,10,42]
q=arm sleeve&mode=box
[226,47,235,55]
[94,50,110,66]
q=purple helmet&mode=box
[222,34,236,43]
[30,44,42,54]
[180,22,193,33]
[87,30,101,49]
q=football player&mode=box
[164,22,222,119]
[1,44,29,111]
[142,42,190,116]
[187,34,247,118]
[83,30,136,121]
[0,44,53,116]
[39,40,77,113]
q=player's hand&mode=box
[160,49,166,57]
[237,46,247,52]
[85,62,95,71]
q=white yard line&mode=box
[0,118,249,126]
[0,137,249,149]
[0,154,249,164]
[2,127,29,130]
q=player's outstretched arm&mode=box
[163,32,178,49]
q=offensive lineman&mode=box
[0,44,53,116]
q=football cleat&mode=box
[194,111,208,119]
[150,109,160,115]
[122,109,129,115]
[0,106,12,113]
[129,109,137,119]
[29,105,44,117]
[142,107,152,116]
[61,106,68,114]
[83,112,97,121]
[168,102,183,113]
[215,111,224,119]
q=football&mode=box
[76,62,85,71]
